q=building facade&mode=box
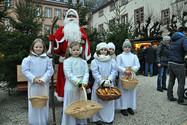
[90,0,187,49]
[4,0,85,34]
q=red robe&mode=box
[48,26,91,101]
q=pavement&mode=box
[0,75,187,125]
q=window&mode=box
[4,18,10,27]
[161,9,170,25]
[45,25,51,34]
[55,9,61,20]
[5,0,13,7]
[80,0,84,5]
[37,7,41,17]
[109,19,115,31]
[55,0,64,2]
[171,0,185,4]
[134,7,144,24]
[38,30,42,36]
[4,18,13,31]
[110,3,115,12]
[121,14,128,24]
[121,0,128,6]
[68,0,72,4]
[98,24,103,32]
[109,19,115,25]
[45,8,52,18]
[98,10,104,17]
[63,10,68,18]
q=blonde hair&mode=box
[29,38,46,56]
[65,42,85,59]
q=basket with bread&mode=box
[65,86,103,119]
[96,87,122,101]
[120,68,139,90]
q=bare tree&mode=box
[171,1,187,26]
[167,1,187,36]
[134,3,163,40]
[167,14,178,36]
[110,0,133,24]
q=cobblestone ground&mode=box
[0,75,187,125]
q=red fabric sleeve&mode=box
[55,26,64,41]
[80,27,88,40]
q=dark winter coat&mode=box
[168,32,187,64]
[137,48,145,62]
[156,42,169,67]
[144,46,156,63]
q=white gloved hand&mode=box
[103,80,111,87]
[185,55,187,60]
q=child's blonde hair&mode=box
[65,42,85,59]
[30,38,46,56]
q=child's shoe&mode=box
[120,109,128,116]
[96,121,102,125]
[127,108,134,115]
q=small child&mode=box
[108,42,116,60]
[21,38,54,125]
[116,39,140,116]
[62,42,89,125]
[90,42,117,124]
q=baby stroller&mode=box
[184,88,187,99]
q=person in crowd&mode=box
[48,9,91,103]
[62,42,89,125]
[108,42,116,60]
[21,38,54,125]
[144,43,156,77]
[156,36,170,92]
[137,45,145,74]
[116,39,140,116]
[108,42,118,86]
[167,27,187,105]
[152,44,158,76]
[90,42,117,125]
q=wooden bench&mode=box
[17,64,58,91]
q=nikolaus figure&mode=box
[48,9,91,102]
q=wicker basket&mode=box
[96,87,122,101]
[29,83,49,108]
[120,72,139,90]
[64,86,103,119]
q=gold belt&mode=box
[102,77,108,80]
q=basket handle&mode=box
[125,68,136,80]
[115,78,119,88]
[79,85,87,101]
[131,71,137,79]
[29,83,48,98]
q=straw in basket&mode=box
[96,86,122,101]
[29,83,49,108]
[64,86,103,119]
[120,69,139,90]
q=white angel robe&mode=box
[62,57,89,125]
[21,53,54,125]
[90,56,117,123]
[115,52,140,110]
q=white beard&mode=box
[63,18,81,45]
